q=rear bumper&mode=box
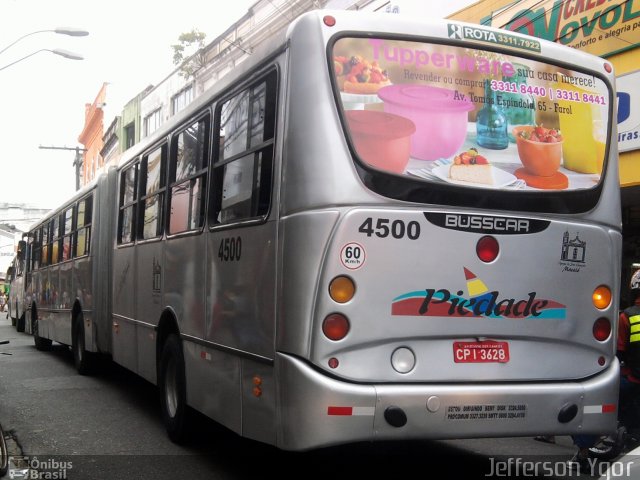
[276,353,619,451]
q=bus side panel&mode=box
[53,261,72,345]
[277,211,340,357]
[205,222,277,359]
[37,269,52,339]
[112,245,138,373]
[183,340,242,434]
[135,241,164,383]
[92,170,116,354]
[59,260,72,313]
[46,266,64,344]
[164,234,206,339]
[74,256,93,348]
[241,359,276,445]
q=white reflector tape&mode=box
[352,407,375,416]
[584,404,616,414]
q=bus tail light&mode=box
[329,276,355,303]
[593,285,612,309]
[323,314,350,341]
[323,15,336,27]
[593,318,611,341]
[476,236,499,263]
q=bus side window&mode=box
[168,115,210,235]
[118,163,139,244]
[31,228,41,271]
[139,144,167,239]
[51,216,61,264]
[41,223,50,267]
[212,70,276,225]
[75,195,92,257]
[61,206,74,262]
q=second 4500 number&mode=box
[358,218,421,240]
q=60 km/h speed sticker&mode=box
[340,242,366,270]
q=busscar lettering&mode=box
[444,214,530,233]
[419,289,548,317]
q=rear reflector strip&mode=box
[584,404,616,414]
[327,406,375,416]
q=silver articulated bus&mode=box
[24,10,620,450]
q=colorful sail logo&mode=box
[391,267,566,320]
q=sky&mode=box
[0,0,475,210]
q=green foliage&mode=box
[171,29,207,79]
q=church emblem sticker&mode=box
[560,231,586,273]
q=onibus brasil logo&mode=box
[391,268,566,319]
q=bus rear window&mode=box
[331,37,610,194]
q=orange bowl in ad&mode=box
[346,110,416,174]
[513,125,564,177]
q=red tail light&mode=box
[593,318,611,341]
[476,236,499,263]
[322,313,350,341]
[323,15,336,27]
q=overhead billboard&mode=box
[481,0,640,58]
[618,70,640,153]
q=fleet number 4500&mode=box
[358,218,421,240]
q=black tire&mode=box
[72,314,94,375]
[16,312,25,333]
[588,425,626,461]
[33,313,52,351]
[159,334,190,443]
[0,422,8,478]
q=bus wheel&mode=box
[33,316,51,351]
[159,334,190,443]
[16,312,25,333]
[73,314,94,375]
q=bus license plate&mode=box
[453,341,509,363]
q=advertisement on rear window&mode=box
[332,37,611,192]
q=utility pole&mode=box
[38,145,87,191]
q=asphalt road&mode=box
[0,315,598,479]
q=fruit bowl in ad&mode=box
[377,84,474,161]
[513,125,564,177]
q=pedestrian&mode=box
[615,270,640,428]
[0,291,6,313]
[568,269,640,470]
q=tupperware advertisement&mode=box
[332,37,611,191]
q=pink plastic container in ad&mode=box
[378,84,474,161]
[346,110,416,174]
